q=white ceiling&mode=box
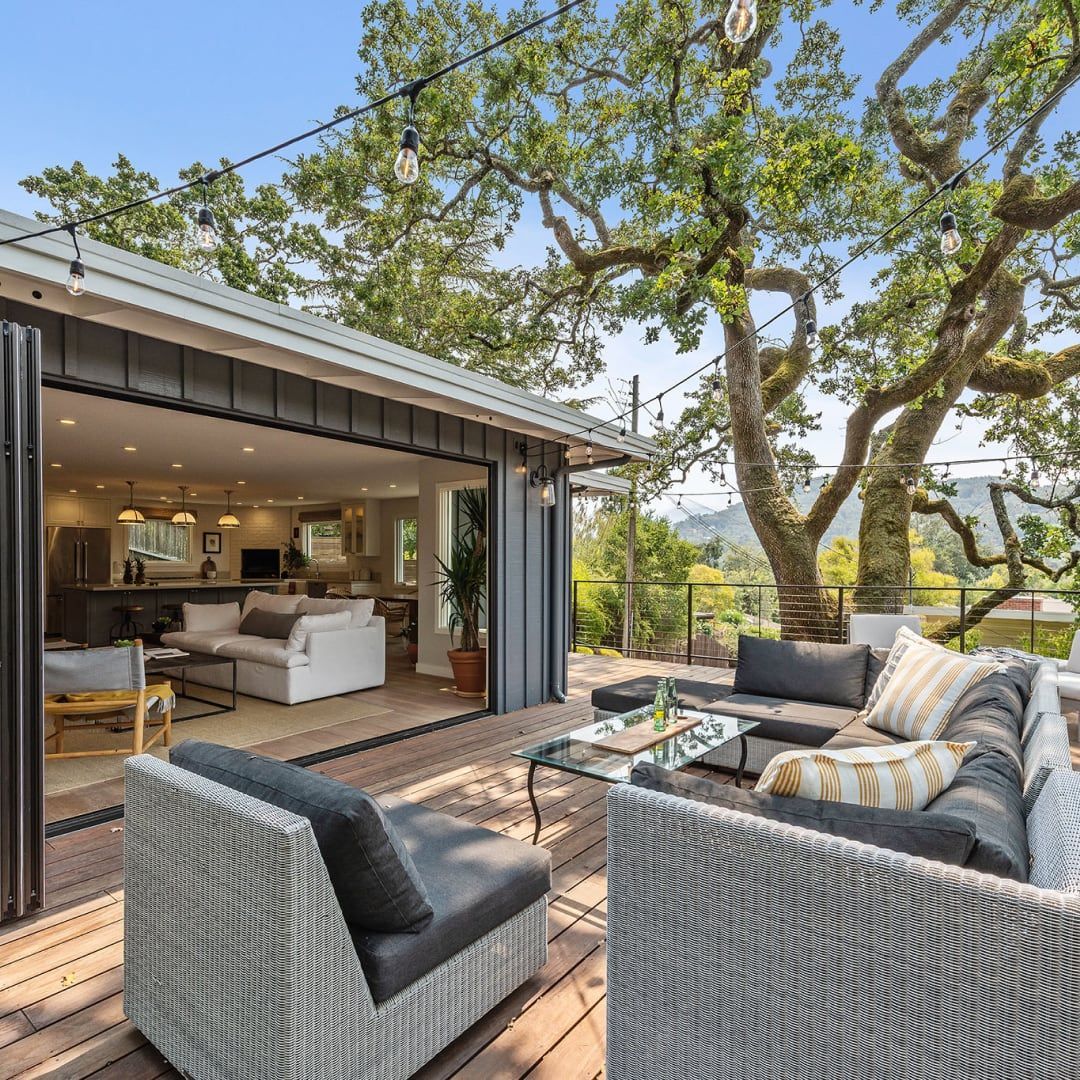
[41,387,430,506]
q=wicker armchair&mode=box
[123,755,547,1080]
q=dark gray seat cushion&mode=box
[171,740,434,932]
[924,749,1030,881]
[824,715,905,751]
[631,763,977,867]
[351,795,551,1003]
[704,694,856,747]
[591,676,731,716]
[733,636,871,709]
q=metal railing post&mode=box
[687,583,694,666]
[572,579,579,653]
[836,586,845,644]
[1030,589,1037,653]
[757,585,763,638]
[959,587,966,653]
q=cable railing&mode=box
[571,579,1080,667]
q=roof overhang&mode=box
[570,469,632,497]
[0,208,654,466]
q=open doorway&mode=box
[41,387,490,826]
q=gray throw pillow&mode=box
[733,636,871,709]
[238,607,301,639]
[171,740,434,932]
[631,762,977,867]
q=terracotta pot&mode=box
[447,648,486,694]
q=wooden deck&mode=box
[0,653,734,1079]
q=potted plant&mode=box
[122,556,135,585]
[433,488,487,695]
[402,620,419,665]
[281,539,308,579]
[134,557,146,585]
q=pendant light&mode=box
[116,480,145,525]
[217,489,241,529]
[171,485,196,526]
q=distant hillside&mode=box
[672,475,1060,552]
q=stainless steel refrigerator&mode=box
[45,526,112,636]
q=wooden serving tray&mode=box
[591,713,702,755]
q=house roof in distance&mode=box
[0,208,653,466]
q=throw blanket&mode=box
[46,683,177,716]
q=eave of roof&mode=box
[0,208,654,465]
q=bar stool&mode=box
[112,604,144,641]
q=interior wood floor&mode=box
[2,653,733,1079]
[44,644,473,825]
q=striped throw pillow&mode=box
[862,624,963,716]
[865,644,1000,741]
[755,740,974,810]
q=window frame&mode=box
[125,518,195,569]
[394,516,418,586]
[301,519,347,565]
[435,479,487,635]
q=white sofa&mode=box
[161,592,385,705]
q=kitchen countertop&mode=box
[63,579,285,591]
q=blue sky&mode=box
[1,0,1067,517]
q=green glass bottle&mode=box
[653,684,667,732]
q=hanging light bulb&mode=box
[171,485,196,526]
[217,489,241,529]
[564,444,572,463]
[1031,459,1040,486]
[711,364,722,402]
[618,423,627,443]
[904,475,917,496]
[586,436,594,463]
[395,125,421,184]
[719,463,727,487]
[727,493,733,507]
[676,495,682,509]
[802,468,812,494]
[514,456,528,476]
[724,0,757,43]
[656,395,665,426]
[116,480,145,525]
[65,226,85,296]
[939,211,962,257]
[802,294,818,349]
[196,206,218,251]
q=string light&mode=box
[802,468,812,494]
[514,443,528,475]
[719,463,727,487]
[724,0,757,43]
[801,294,818,350]
[939,210,962,257]
[710,363,722,402]
[585,435,594,463]
[618,423,626,442]
[1031,459,1040,486]
[904,476,917,496]
[656,394,664,426]
[195,177,218,250]
[65,226,85,297]
[394,81,425,185]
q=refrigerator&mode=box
[45,526,112,636]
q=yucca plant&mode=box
[434,534,486,652]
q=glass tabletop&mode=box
[514,707,759,784]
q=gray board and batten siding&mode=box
[0,296,571,716]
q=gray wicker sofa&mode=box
[122,748,550,1080]
[605,653,1080,1080]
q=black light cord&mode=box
[532,65,1080,456]
[0,0,586,249]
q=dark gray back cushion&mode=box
[591,676,732,715]
[238,607,301,639]
[733,636,871,709]
[939,668,1025,780]
[863,648,889,704]
[924,749,1029,881]
[631,763,976,866]
[171,740,433,931]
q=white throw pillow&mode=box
[864,644,1001,741]
[298,595,375,628]
[241,590,304,620]
[182,601,241,633]
[286,610,352,652]
[755,740,974,810]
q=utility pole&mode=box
[622,374,640,656]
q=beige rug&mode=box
[45,691,392,794]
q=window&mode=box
[127,520,191,564]
[395,517,418,585]
[436,481,487,633]
[303,520,346,564]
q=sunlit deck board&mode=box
[0,653,734,1079]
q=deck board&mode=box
[0,653,733,1079]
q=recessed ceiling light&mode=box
[190,492,198,497]
[266,499,274,503]
[297,496,304,500]
[242,447,255,453]
[68,488,77,493]
[49,463,62,468]
[253,504,261,508]
[58,418,77,426]
[171,463,183,469]
[123,446,137,452]
[95,484,105,489]
[361,486,368,492]
[389,483,397,489]
[237,480,246,485]
[160,496,168,501]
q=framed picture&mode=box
[203,532,222,554]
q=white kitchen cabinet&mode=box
[341,500,381,557]
[46,495,110,527]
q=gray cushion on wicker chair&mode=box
[591,676,733,716]
[170,740,433,932]
[351,794,551,1003]
[631,763,977,866]
[733,636,871,709]
[938,668,1026,778]
[1022,711,1072,815]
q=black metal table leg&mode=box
[527,761,542,845]
[734,734,749,789]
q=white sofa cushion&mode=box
[286,610,352,652]
[242,590,304,620]
[217,637,312,668]
[160,630,248,655]
[299,595,375,628]
[182,602,241,633]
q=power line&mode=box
[0,0,586,249]
[539,65,1080,456]
[666,493,771,571]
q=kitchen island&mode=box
[60,580,285,646]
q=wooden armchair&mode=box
[373,598,410,640]
[45,642,173,760]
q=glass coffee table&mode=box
[514,708,758,844]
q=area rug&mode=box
[45,691,392,794]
